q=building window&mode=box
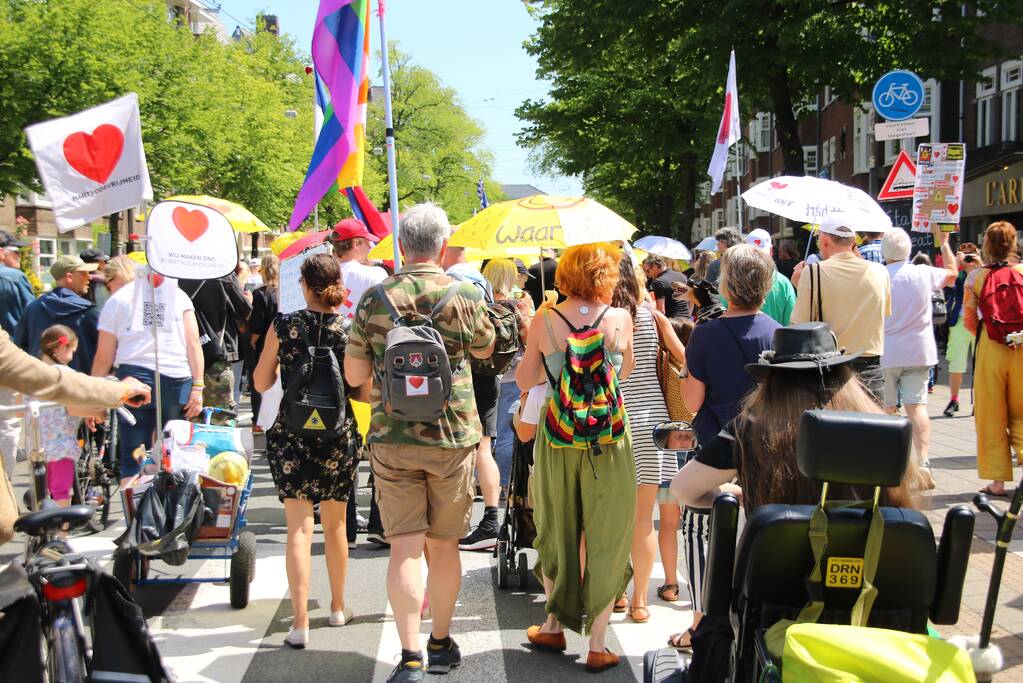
[1002,60,1022,90]
[853,104,872,174]
[755,113,773,152]
[1003,89,1019,142]
[977,66,998,98]
[977,96,995,147]
[803,146,818,176]
[712,209,724,230]
[37,238,56,271]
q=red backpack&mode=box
[978,264,1023,345]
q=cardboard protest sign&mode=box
[912,143,966,233]
[145,200,237,279]
[24,93,152,233]
[278,244,332,315]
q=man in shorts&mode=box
[345,203,495,683]
[880,228,957,488]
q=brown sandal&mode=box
[612,595,628,613]
[628,605,650,623]
[657,583,680,602]
[668,627,696,652]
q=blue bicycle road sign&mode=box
[872,70,925,121]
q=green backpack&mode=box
[541,307,627,453]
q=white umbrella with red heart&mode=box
[741,176,892,233]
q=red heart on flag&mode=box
[913,221,920,227]
[172,207,209,242]
[62,124,124,184]
[408,376,425,389]
[770,181,788,190]
[149,273,165,288]
[947,203,959,215]
[717,93,733,144]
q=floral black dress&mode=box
[266,310,359,503]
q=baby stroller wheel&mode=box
[496,538,510,589]
[517,552,530,589]
[643,648,687,683]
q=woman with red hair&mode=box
[965,222,1023,496]
[516,242,636,673]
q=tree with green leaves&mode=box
[518,1,1019,239]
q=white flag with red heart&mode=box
[24,93,152,233]
[707,50,741,195]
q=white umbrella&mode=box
[634,235,693,262]
[741,176,892,233]
[694,236,718,252]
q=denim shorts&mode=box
[115,365,191,478]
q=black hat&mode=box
[79,247,110,263]
[0,229,29,250]
[746,322,860,379]
[515,259,534,278]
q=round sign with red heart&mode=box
[144,200,238,279]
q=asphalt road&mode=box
[0,415,693,683]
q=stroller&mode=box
[495,435,536,589]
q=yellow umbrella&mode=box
[368,232,540,264]
[447,195,636,251]
[166,195,270,233]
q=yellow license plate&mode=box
[824,557,863,588]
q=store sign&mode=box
[962,161,1023,217]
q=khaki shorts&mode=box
[370,442,477,540]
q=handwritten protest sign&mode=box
[912,143,966,233]
[278,244,332,314]
[145,200,238,279]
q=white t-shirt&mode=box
[519,384,549,426]
[98,281,195,378]
[339,260,387,319]
[882,261,949,368]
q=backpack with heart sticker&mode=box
[373,283,463,423]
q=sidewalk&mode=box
[922,378,1023,680]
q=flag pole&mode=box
[377,1,401,266]
[733,145,744,230]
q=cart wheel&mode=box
[112,549,136,595]
[518,551,530,590]
[496,539,509,590]
[230,532,256,608]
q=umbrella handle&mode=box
[804,227,816,261]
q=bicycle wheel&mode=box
[48,611,86,683]
[70,451,101,534]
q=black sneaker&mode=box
[458,524,498,551]
[427,636,461,674]
[386,659,424,683]
[943,400,959,417]
[366,531,390,547]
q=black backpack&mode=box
[470,299,520,376]
[281,315,347,439]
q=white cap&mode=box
[745,228,772,253]
[248,257,260,267]
[817,214,856,238]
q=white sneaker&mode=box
[284,627,308,649]
[328,606,354,626]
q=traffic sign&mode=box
[878,150,917,202]
[872,70,925,121]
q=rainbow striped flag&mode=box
[287,0,370,231]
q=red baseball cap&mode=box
[330,218,378,243]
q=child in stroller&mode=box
[495,383,547,589]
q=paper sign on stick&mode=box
[145,200,237,279]
[278,244,332,314]
[24,93,152,233]
[911,143,966,233]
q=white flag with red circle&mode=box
[707,51,741,195]
[24,93,152,233]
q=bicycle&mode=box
[2,400,98,682]
[877,82,920,109]
[71,410,119,532]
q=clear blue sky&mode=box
[217,0,583,196]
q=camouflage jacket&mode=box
[347,263,496,448]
